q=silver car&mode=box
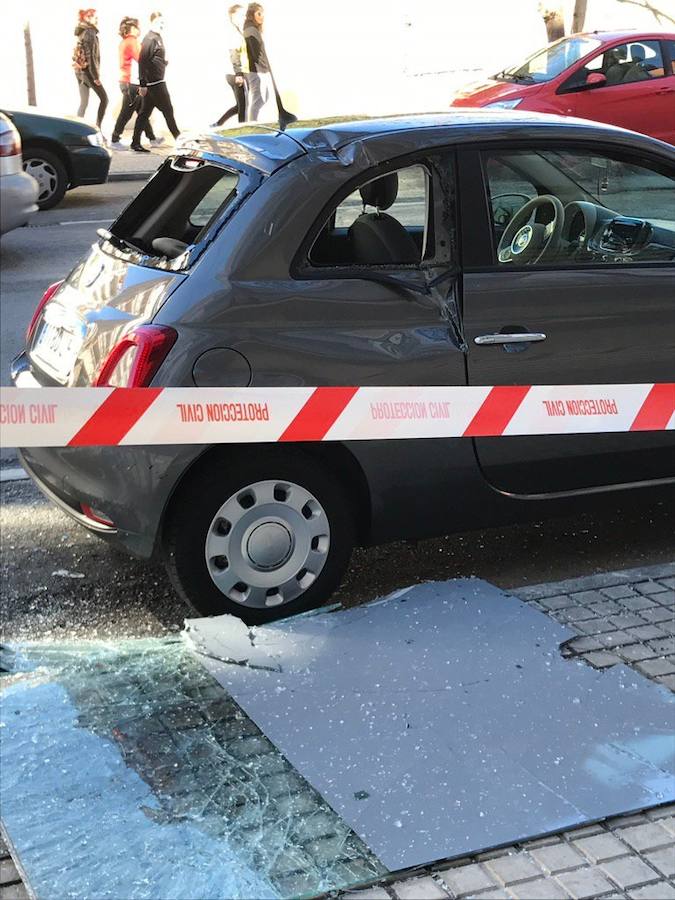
[0,113,38,236]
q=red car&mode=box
[451,31,675,144]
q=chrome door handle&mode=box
[474,332,547,345]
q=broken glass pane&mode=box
[0,638,386,899]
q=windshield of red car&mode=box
[500,36,602,84]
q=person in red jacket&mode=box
[111,17,161,150]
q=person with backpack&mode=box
[130,11,180,152]
[73,8,108,131]
[111,17,162,150]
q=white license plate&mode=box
[32,322,80,381]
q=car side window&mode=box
[308,165,431,267]
[590,41,665,86]
[483,148,675,268]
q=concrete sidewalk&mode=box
[108,141,172,182]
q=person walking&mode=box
[243,3,274,122]
[73,8,108,131]
[243,4,296,128]
[211,5,248,128]
[131,11,180,153]
[111,17,162,150]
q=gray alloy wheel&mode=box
[204,479,331,609]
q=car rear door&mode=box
[564,39,675,143]
[458,142,675,496]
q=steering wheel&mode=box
[497,194,565,264]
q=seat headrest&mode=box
[631,45,645,62]
[359,173,399,211]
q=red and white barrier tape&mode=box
[0,384,673,448]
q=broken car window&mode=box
[308,165,431,267]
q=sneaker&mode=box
[149,137,165,147]
[130,143,151,153]
[110,140,128,151]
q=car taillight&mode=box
[0,124,21,157]
[26,280,64,342]
[94,325,177,387]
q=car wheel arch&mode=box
[158,440,373,554]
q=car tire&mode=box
[23,148,68,210]
[164,449,355,624]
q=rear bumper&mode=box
[0,171,38,235]
[66,145,111,187]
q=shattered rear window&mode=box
[105,157,241,270]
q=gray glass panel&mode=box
[187,579,675,871]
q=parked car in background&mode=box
[451,32,675,144]
[11,113,675,623]
[0,109,111,210]
[0,113,38,236]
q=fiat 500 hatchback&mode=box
[12,111,675,622]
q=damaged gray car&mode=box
[11,111,675,622]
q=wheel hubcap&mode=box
[205,479,330,609]
[246,522,293,570]
[23,159,58,202]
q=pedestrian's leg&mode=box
[132,92,155,149]
[134,86,157,141]
[92,82,108,129]
[112,84,134,142]
[154,83,180,139]
[235,80,246,122]
[214,76,239,126]
[77,78,89,118]
[246,73,263,121]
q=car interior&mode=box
[486,149,675,266]
[562,41,667,92]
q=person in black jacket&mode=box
[73,8,108,130]
[130,11,180,152]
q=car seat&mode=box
[348,173,419,265]
[604,46,628,85]
[621,45,649,82]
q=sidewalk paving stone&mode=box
[628,883,675,900]
[529,843,587,873]
[509,877,570,899]
[600,856,661,890]
[573,832,633,863]
[484,853,542,885]
[617,824,673,853]
[554,866,616,898]
[645,847,675,879]
[390,876,449,898]
[437,861,496,895]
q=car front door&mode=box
[561,40,675,143]
[459,143,675,496]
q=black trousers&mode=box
[112,83,156,142]
[133,82,179,143]
[76,74,108,129]
[214,74,246,126]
